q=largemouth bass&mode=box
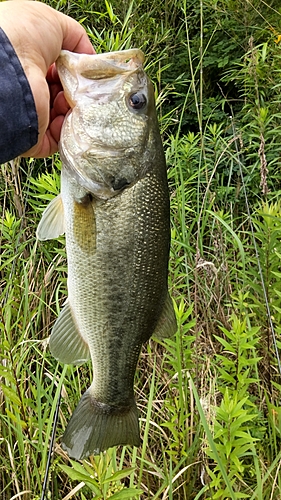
[37,48,176,460]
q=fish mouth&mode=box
[57,48,145,81]
[57,49,145,108]
[81,49,145,79]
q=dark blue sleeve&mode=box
[0,28,38,163]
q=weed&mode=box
[1,0,281,499]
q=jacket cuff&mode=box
[0,27,38,163]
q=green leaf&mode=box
[109,488,143,499]
[58,464,101,494]
[2,385,21,406]
[214,335,236,352]
[103,468,136,484]
[5,408,27,428]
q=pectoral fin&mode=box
[36,194,65,241]
[153,294,177,340]
[49,301,90,364]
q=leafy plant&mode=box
[203,315,261,497]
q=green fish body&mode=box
[37,49,176,459]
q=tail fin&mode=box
[61,388,140,459]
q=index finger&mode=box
[60,13,95,55]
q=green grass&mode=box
[1,0,281,498]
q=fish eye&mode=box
[128,92,147,110]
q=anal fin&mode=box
[49,301,90,365]
[153,293,177,340]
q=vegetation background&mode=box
[1,0,281,498]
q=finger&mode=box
[22,128,59,158]
[26,114,65,158]
[46,63,60,83]
[52,91,70,116]
[59,14,95,55]
[49,115,65,144]
[49,83,64,107]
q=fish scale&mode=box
[37,48,176,459]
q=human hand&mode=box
[0,0,95,158]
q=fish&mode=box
[36,48,177,460]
